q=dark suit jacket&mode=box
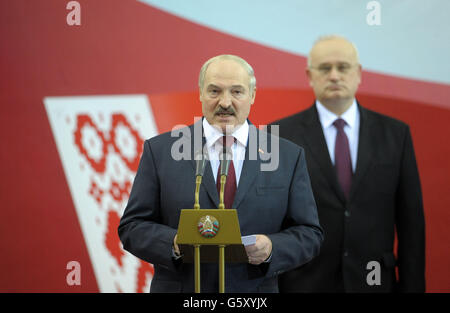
[272,103,425,292]
[118,120,323,293]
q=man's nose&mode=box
[218,91,232,108]
[328,66,340,81]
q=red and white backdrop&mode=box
[1,0,449,292]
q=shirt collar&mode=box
[202,118,249,148]
[316,99,358,129]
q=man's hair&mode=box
[307,35,360,68]
[198,54,256,95]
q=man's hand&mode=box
[173,234,181,256]
[244,235,272,265]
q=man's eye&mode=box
[338,64,351,72]
[319,66,332,73]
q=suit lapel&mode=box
[201,161,220,206]
[301,105,347,204]
[348,105,373,201]
[232,124,262,209]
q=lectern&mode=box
[176,153,247,293]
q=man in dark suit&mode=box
[272,35,425,292]
[118,54,323,293]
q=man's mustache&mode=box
[215,106,235,115]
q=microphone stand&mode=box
[193,153,206,293]
[218,148,232,293]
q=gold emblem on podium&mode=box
[198,215,219,238]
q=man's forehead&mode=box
[206,60,247,75]
[311,39,357,63]
[203,60,250,85]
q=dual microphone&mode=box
[195,147,232,177]
[194,147,232,210]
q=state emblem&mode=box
[198,215,219,238]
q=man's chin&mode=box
[326,90,346,97]
[212,121,239,134]
[322,92,350,103]
[219,124,236,134]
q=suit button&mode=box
[343,251,349,257]
[344,210,350,217]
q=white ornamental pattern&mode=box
[44,95,158,292]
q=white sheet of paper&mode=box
[241,235,257,246]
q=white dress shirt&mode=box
[316,99,360,172]
[202,118,248,186]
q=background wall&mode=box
[0,0,449,292]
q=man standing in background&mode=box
[272,35,425,292]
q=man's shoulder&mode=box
[361,106,409,131]
[270,106,315,127]
[258,126,304,155]
[145,124,194,145]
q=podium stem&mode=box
[219,245,225,293]
[218,176,226,210]
[194,245,200,293]
[193,176,202,210]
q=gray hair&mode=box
[198,54,256,95]
[307,35,360,68]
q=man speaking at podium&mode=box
[118,54,323,293]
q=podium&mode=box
[178,152,248,293]
[176,208,247,293]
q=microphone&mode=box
[193,150,208,210]
[218,147,233,209]
[220,147,232,177]
[195,152,207,177]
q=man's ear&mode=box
[357,64,362,84]
[250,88,256,105]
[199,87,203,102]
[306,68,313,87]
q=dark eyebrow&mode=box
[206,84,246,90]
[206,84,221,90]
